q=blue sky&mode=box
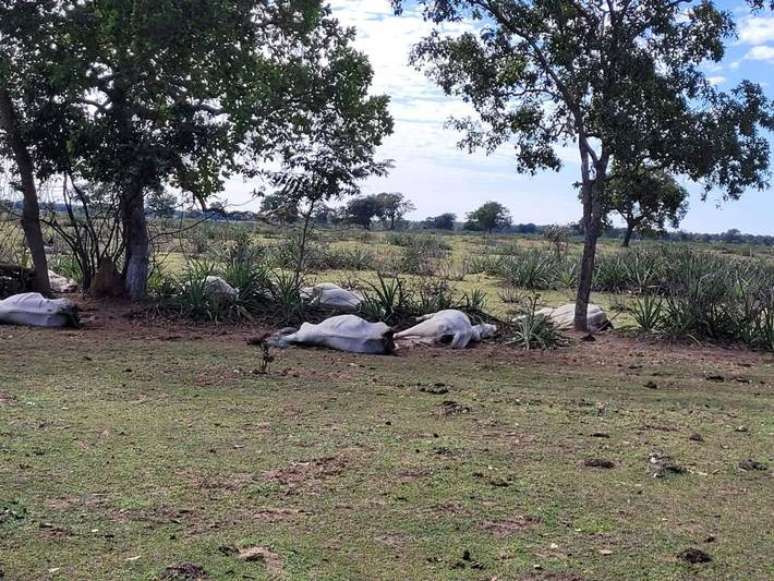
[228,1,774,234]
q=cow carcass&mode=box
[301,283,363,311]
[0,293,78,327]
[395,310,497,349]
[185,276,239,301]
[48,270,79,293]
[268,314,394,354]
[531,303,609,332]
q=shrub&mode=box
[631,294,663,331]
[508,295,566,350]
[498,249,560,290]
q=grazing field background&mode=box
[2,218,774,579]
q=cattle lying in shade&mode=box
[395,309,497,349]
[48,270,78,293]
[301,283,363,311]
[531,303,609,332]
[268,314,395,354]
[185,276,239,301]
[0,293,78,327]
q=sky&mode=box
[224,0,774,234]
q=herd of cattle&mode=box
[0,277,608,354]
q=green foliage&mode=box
[176,260,232,322]
[2,1,393,298]
[605,165,689,246]
[269,271,305,325]
[497,250,569,290]
[222,236,272,309]
[394,0,774,330]
[465,201,511,233]
[543,225,571,257]
[423,212,456,230]
[146,191,178,219]
[360,273,412,324]
[631,295,664,332]
[342,195,383,230]
[508,295,566,350]
[259,193,300,224]
[374,192,415,230]
[619,248,774,350]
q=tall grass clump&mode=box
[625,247,774,350]
[358,273,493,326]
[497,249,569,290]
[508,295,566,350]
[174,259,236,321]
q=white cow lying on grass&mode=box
[0,293,78,327]
[186,276,239,301]
[395,309,497,349]
[531,303,609,332]
[268,314,395,354]
[48,270,78,293]
[301,283,363,311]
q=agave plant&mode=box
[508,295,566,350]
[631,294,664,331]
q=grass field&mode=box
[1,316,772,580]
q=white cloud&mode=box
[739,16,774,45]
[707,75,727,86]
[744,45,774,62]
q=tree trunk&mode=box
[0,87,50,294]
[575,181,595,331]
[293,199,317,288]
[574,156,608,331]
[622,223,635,247]
[121,186,148,300]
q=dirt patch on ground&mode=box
[519,573,585,581]
[218,545,283,575]
[46,493,109,512]
[160,563,209,580]
[262,456,348,492]
[377,532,410,547]
[109,505,195,527]
[182,470,255,493]
[38,522,74,539]
[248,507,306,522]
[437,400,472,416]
[396,468,432,482]
[481,515,541,537]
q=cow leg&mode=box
[450,331,471,349]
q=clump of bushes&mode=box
[507,295,567,350]
[359,273,489,326]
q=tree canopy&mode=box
[1,1,393,298]
[424,212,457,230]
[605,166,689,247]
[465,201,511,233]
[343,195,383,229]
[375,192,415,229]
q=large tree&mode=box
[260,193,300,224]
[605,166,689,247]
[0,1,55,293]
[465,201,511,233]
[394,0,774,330]
[2,1,390,300]
[424,212,456,230]
[343,195,383,230]
[375,192,415,229]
